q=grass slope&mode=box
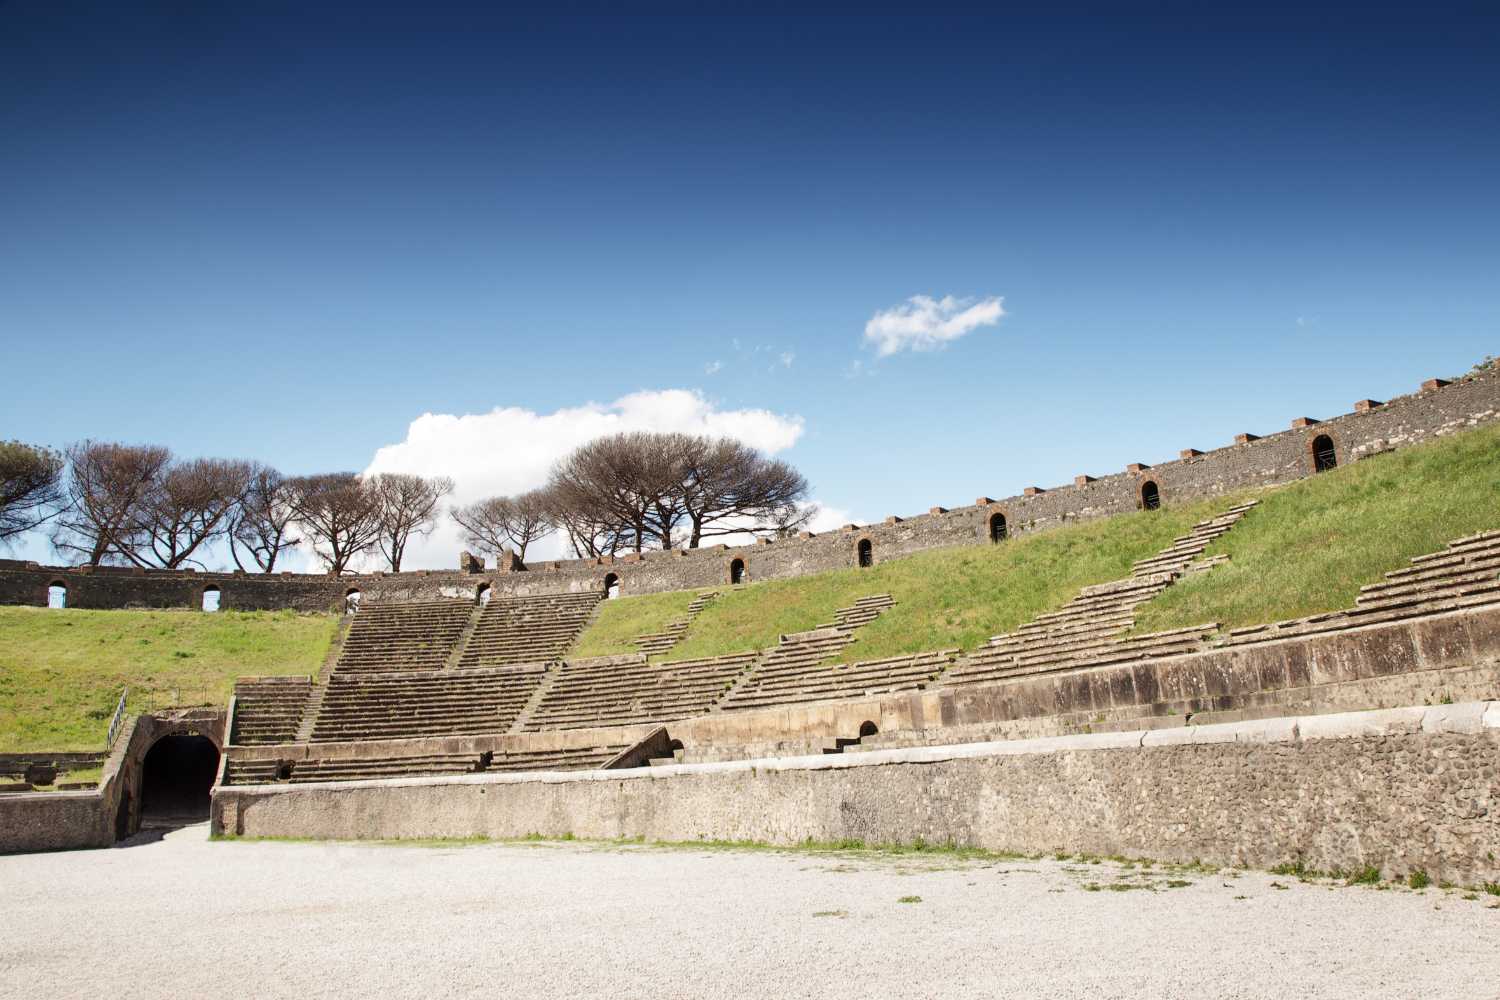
[660,499,1230,664]
[568,587,712,659]
[1136,422,1500,634]
[0,607,337,752]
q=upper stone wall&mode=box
[3,362,1496,612]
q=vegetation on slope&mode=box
[0,607,336,752]
[658,500,1231,664]
[568,587,713,659]
[1135,422,1500,634]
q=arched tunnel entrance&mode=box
[138,734,220,826]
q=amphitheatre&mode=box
[4,354,1500,997]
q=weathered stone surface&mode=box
[212,702,1500,884]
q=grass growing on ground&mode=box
[657,500,1229,664]
[0,607,337,752]
[567,587,715,659]
[1135,422,1500,635]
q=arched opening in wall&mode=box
[47,582,67,609]
[729,558,746,585]
[476,583,492,606]
[857,539,873,568]
[201,585,221,612]
[988,512,1008,542]
[344,588,362,615]
[1311,434,1338,473]
[603,573,621,599]
[138,734,220,827]
[858,720,879,738]
[1140,481,1161,511]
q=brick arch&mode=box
[855,536,874,568]
[602,573,621,598]
[45,579,67,608]
[1308,431,1339,473]
[986,509,1010,542]
[1138,479,1161,511]
[728,557,747,585]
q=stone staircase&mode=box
[334,599,473,672]
[230,677,313,745]
[457,591,603,669]
[308,665,546,742]
[940,502,1258,687]
[521,652,758,732]
[1219,528,1500,649]
[633,590,719,657]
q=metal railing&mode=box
[105,688,128,750]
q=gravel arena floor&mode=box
[3,824,1499,1000]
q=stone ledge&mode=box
[218,699,1499,795]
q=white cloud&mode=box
[863,294,1005,357]
[704,360,723,375]
[778,351,795,369]
[361,389,806,569]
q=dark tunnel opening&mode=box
[139,735,220,825]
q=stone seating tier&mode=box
[231,677,313,745]
[634,590,720,657]
[722,649,959,711]
[222,743,632,786]
[309,666,545,742]
[522,653,759,731]
[457,591,603,669]
[940,503,1259,688]
[334,599,474,672]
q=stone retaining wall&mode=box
[212,701,1500,885]
[4,362,1497,610]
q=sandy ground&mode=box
[2,824,1497,1000]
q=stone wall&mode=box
[0,708,225,854]
[212,701,1500,885]
[4,362,1497,611]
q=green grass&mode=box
[655,500,1230,663]
[1136,422,1500,634]
[0,607,337,752]
[567,587,715,659]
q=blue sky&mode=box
[3,4,1497,567]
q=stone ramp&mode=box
[458,591,603,669]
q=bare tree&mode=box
[51,441,171,566]
[678,436,811,546]
[547,491,625,559]
[286,473,381,574]
[545,432,810,552]
[370,472,454,572]
[450,488,553,562]
[0,441,65,543]
[229,466,300,573]
[130,458,255,569]
[547,432,686,552]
